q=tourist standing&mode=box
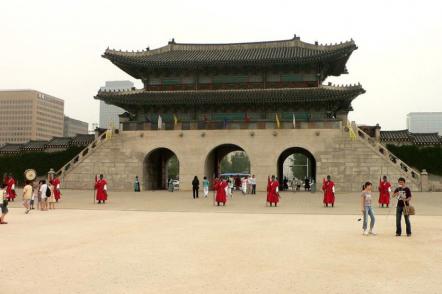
[39,180,48,211]
[202,176,209,198]
[360,181,376,236]
[322,175,335,207]
[50,176,62,202]
[192,176,199,199]
[304,177,311,191]
[0,184,8,224]
[241,176,248,195]
[95,174,108,204]
[30,181,38,210]
[6,174,16,202]
[393,177,412,237]
[22,180,33,214]
[215,177,227,206]
[168,178,174,192]
[250,175,256,195]
[267,175,280,207]
[378,175,391,208]
[47,182,56,209]
[134,176,141,192]
[228,176,234,197]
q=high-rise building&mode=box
[99,81,133,129]
[0,90,64,145]
[64,116,89,137]
[407,112,442,135]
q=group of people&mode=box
[0,175,62,224]
[359,176,413,237]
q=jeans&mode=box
[252,184,256,194]
[363,206,375,231]
[396,206,411,235]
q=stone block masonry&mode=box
[62,128,420,192]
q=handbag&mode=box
[403,202,415,216]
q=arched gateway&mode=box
[61,35,423,193]
[144,148,179,190]
[277,147,316,186]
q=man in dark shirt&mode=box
[393,177,412,237]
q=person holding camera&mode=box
[393,177,412,237]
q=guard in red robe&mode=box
[378,175,391,207]
[322,175,335,207]
[50,177,62,202]
[95,174,108,204]
[215,178,227,206]
[6,175,16,202]
[267,175,280,206]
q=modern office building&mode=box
[99,81,133,129]
[407,112,442,135]
[64,116,89,137]
[0,90,64,145]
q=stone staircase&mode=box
[59,131,141,190]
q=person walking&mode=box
[360,182,376,236]
[393,177,412,237]
[378,175,391,208]
[22,180,33,214]
[192,176,199,199]
[228,176,234,198]
[202,176,209,198]
[0,184,8,224]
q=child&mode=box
[0,184,8,224]
[360,181,376,236]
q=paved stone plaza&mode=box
[3,190,442,293]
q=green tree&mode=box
[167,155,179,179]
[220,151,250,173]
[289,153,310,179]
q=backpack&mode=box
[45,186,51,197]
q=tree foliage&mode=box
[0,147,83,186]
[387,144,442,175]
[167,155,179,179]
[220,151,250,173]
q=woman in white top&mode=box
[360,181,376,236]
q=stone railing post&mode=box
[421,169,429,192]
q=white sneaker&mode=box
[369,230,376,236]
[363,230,369,236]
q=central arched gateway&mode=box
[277,147,316,189]
[143,148,179,190]
[204,144,249,180]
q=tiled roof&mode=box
[96,84,365,109]
[0,144,22,153]
[103,37,357,78]
[381,130,442,145]
[22,140,47,150]
[71,134,94,146]
[46,137,72,147]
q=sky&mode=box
[1,0,441,130]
